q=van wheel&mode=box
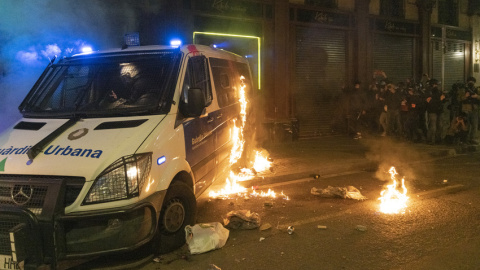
[153,182,196,254]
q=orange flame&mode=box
[378,167,409,214]
[208,75,283,200]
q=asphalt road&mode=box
[74,151,480,270]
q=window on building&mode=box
[438,0,459,26]
[305,0,337,9]
[380,0,404,18]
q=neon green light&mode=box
[193,31,261,89]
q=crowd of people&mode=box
[337,74,480,146]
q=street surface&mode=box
[75,151,480,270]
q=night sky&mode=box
[0,0,141,132]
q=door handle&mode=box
[207,116,214,123]
[216,113,223,119]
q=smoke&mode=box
[0,0,144,133]
[363,137,434,186]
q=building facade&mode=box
[133,0,480,138]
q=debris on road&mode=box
[287,226,295,234]
[355,225,367,232]
[208,264,222,270]
[317,225,327,230]
[259,237,265,242]
[259,223,272,231]
[224,210,261,230]
[185,222,230,254]
[311,185,367,200]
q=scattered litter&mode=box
[317,225,327,230]
[185,222,229,254]
[287,226,295,235]
[259,237,265,242]
[224,210,261,230]
[355,225,367,232]
[152,246,190,264]
[259,223,272,231]
[311,186,367,200]
[264,202,274,207]
[443,179,448,184]
[208,264,222,270]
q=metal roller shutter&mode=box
[373,34,414,84]
[295,26,346,138]
[444,42,465,89]
[432,40,443,84]
[431,41,465,91]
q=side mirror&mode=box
[180,88,206,117]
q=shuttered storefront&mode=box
[373,34,414,84]
[432,41,465,91]
[295,26,347,137]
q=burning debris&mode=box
[378,166,409,214]
[311,186,367,200]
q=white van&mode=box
[0,44,253,269]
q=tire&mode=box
[152,181,196,254]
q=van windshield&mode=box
[20,50,181,118]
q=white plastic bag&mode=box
[185,222,230,254]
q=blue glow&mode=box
[157,156,166,165]
[81,46,93,53]
[170,39,182,47]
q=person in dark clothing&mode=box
[345,81,367,139]
[458,76,479,144]
[444,112,469,145]
[106,63,158,108]
[425,79,446,145]
[404,87,424,142]
[384,84,403,136]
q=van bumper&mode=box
[0,187,165,269]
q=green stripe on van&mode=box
[0,158,5,172]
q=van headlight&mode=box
[84,153,152,204]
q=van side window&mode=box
[210,58,237,108]
[182,56,212,107]
[234,62,253,97]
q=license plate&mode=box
[0,255,19,270]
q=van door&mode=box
[210,58,241,172]
[181,55,216,195]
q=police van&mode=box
[0,44,253,269]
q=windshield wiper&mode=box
[27,117,80,160]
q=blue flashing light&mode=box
[81,46,93,53]
[170,39,182,47]
[157,156,166,165]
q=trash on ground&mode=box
[259,223,272,231]
[311,185,367,200]
[185,222,230,254]
[317,225,327,229]
[152,245,190,264]
[223,210,261,230]
[356,225,367,232]
[287,226,295,234]
[259,237,265,242]
[264,202,274,207]
[208,264,222,270]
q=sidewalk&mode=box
[248,135,479,186]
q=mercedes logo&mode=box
[11,185,34,205]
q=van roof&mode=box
[72,44,247,63]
